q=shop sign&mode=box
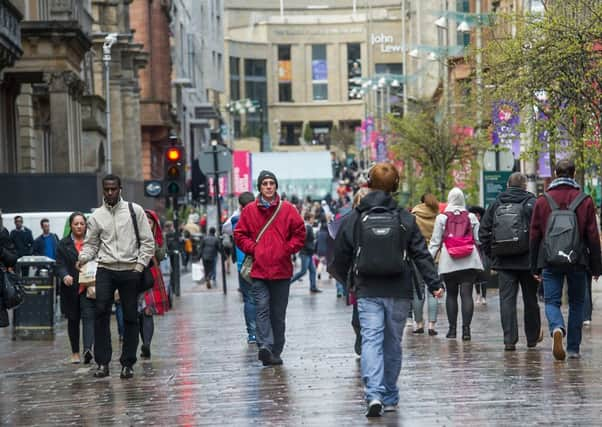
[370,33,402,53]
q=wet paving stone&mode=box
[2,271,602,426]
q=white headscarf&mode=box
[445,187,466,212]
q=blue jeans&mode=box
[358,297,411,405]
[115,302,124,338]
[290,254,317,290]
[542,269,587,353]
[238,273,256,339]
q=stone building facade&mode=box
[130,0,174,180]
[0,0,23,172]
[224,0,446,151]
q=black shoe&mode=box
[365,399,383,417]
[310,288,322,293]
[354,334,362,356]
[413,327,424,334]
[140,345,151,359]
[504,344,516,351]
[93,365,109,378]
[120,366,134,379]
[462,326,471,341]
[271,355,283,366]
[258,347,273,366]
[83,350,93,365]
[428,329,438,336]
[446,327,457,339]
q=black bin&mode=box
[13,256,56,340]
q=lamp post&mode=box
[227,98,264,151]
[102,33,118,174]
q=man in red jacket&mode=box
[530,159,602,361]
[234,170,306,366]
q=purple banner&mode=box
[312,60,327,81]
[492,101,521,158]
[376,135,387,162]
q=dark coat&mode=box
[300,223,315,256]
[200,235,221,261]
[315,227,329,257]
[0,227,17,269]
[10,227,34,258]
[332,190,443,300]
[234,194,306,280]
[55,236,83,320]
[529,185,602,275]
[479,187,536,271]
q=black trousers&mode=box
[443,270,477,328]
[498,270,541,345]
[95,268,140,367]
[252,279,290,356]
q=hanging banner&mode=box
[491,100,521,158]
[375,134,387,162]
[364,117,374,148]
[311,60,327,81]
[232,151,251,196]
[370,131,378,161]
[278,60,292,82]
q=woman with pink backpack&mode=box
[429,187,483,341]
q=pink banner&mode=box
[208,176,229,198]
[233,151,251,196]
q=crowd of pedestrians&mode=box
[2,157,602,420]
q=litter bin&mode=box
[13,256,56,340]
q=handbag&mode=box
[240,201,283,283]
[2,269,25,309]
[128,202,156,293]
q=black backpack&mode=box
[354,206,408,276]
[491,200,530,256]
[542,192,588,267]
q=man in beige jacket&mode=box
[79,174,154,379]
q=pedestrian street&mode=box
[2,269,602,426]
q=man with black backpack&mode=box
[530,160,601,361]
[480,172,541,352]
[333,163,443,418]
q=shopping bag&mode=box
[192,262,205,282]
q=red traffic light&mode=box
[166,147,182,162]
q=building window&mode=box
[374,63,404,116]
[347,43,362,100]
[312,44,328,101]
[229,56,240,100]
[457,0,470,46]
[309,121,333,146]
[278,45,292,102]
[280,122,302,145]
[244,59,267,138]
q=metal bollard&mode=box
[170,250,181,297]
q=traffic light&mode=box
[164,145,185,197]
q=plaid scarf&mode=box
[547,177,580,190]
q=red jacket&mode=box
[234,194,306,280]
[530,185,602,275]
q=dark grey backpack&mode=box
[542,192,588,267]
[491,200,530,256]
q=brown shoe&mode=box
[552,328,566,361]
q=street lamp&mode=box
[102,33,118,174]
[226,98,264,151]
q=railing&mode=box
[34,0,92,35]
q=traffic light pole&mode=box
[212,142,227,294]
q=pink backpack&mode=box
[442,210,474,259]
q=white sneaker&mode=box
[481,297,487,305]
[583,320,591,326]
[476,295,482,304]
[552,328,566,361]
[384,404,398,412]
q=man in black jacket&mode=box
[479,172,541,351]
[290,212,320,292]
[10,216,33,259]
[333,163,443,418]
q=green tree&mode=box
[482,1,602,183]
[303,123,313,144]
[330,125,356,157]
[388,101,487,201]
